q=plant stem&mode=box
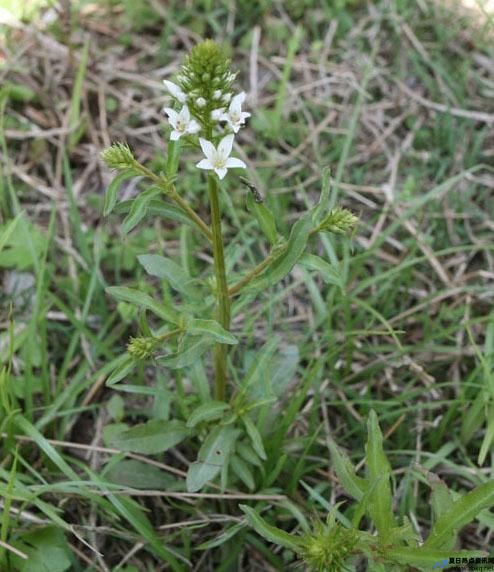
[228,227,322,297]
[228,251,277,296]
[208,174,231,401]
[135,163,212,242]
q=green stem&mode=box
[228,227,322,297]
[208,174,231,401]
[228,251,277,297]
[135,163,212,242]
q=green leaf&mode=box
[239,337,280,401]
[245,212,313,292]
[186,425,240,492]
[105,459,174,489]
[246,192,277,245]
[426,472,454,524]
[122,187,161,233]
[298,253,342,288]
[311,166,331,224]
[137,254,199,298]
[198,522,245,550]
[230,455,255,490]
[329,439,366,501]
[116,199,194,228]
[0,212,22,254]
[365,410,396,541]
[425,480,494,549]
[237,441,262,467]
[186,319,238,345]
[386,547,485,570]
[478,403,494,465]
[104,171,135,216]
[11,527,72,572]
[111,419,189,454]
[106,286,178,323]
[106,355,136,386]
[157,335,213,369]
[242,415,267,460]
[239,505,303,552]
[186,401,231,428]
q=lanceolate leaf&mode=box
[245,212,313,292]
[104,171,135,216]
[157,335,213,369]
[311,166,331,225]
[246,192,277,245]
[230,455,255,490]
[106,355,136,386]
[116,199,192,227]
[298,253,343,288]
[329,438,366,501]
[186,319,238,345]
[425,480,494,549]
[122,187,161,233]
[111,419,189,454]
[106,286,178,324]
[239,505,303,552]
[386,547,485,570]
[242,415,267,460]
[365,410,396,541]
[186,425,240,492]
[186,401,231,428]
[138,254,199,298]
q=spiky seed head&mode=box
[300,521,358,572]
[319,207,358,234]
[127,336,158,360]
[101,142,136,170]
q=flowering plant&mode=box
[101,40,357,494]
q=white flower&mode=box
[196,97,206,108]
[219,92,251,133]
[196,135,246,180]
[211,107,225,121]
[163,80,187,103]
[222,92,232,104]
[163,105,200,141]
[213,90,222,99]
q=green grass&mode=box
[0,0,493,570]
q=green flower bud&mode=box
[318,207,358,234]
[100,142,136,170]
[127,336,158,360]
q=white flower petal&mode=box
[215,167,228,180]
[163,80,186,103]
[180,105,190,120]
[187,120,201,134]
[199,138,216,160]
[218,134,234,158]
[170,131,181,141]
[231,123,241,133]
[212,108,225,121]
[230,91,246,109]
[164,107,179,126]
[225,157,246,169]
[196,159,213,170]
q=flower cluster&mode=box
[127,336,159,360]
[162,40,249,180]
